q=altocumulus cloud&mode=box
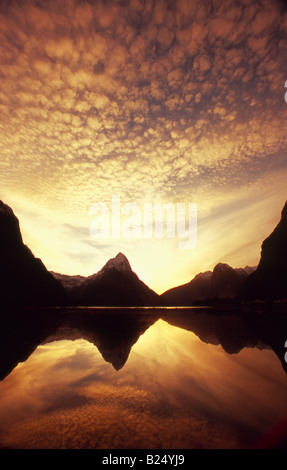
[0,0,286,288]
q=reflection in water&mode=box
[0,306,286,449]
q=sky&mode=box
[0,0,286,294]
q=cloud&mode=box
[0,0,286,289]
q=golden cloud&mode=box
[0,0,286,289]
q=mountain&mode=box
[241,201,287,301]
[3,197,286,308]
[0,201,67,306]
[161,263,255,306]
[52,252,162,306]
[50,272,86,295]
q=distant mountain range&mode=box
[161,263,256,306]
[0,199,286,306]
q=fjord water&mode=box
[0,307,286,449]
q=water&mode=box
[0,306,286,449]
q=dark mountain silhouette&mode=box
[52,252,162,306]
[161,263,255,306]
[241,201,287,301]
[0,201,67,306]
[50,272,87,295]
[1,198,286,307]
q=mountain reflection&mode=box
[0,306,287,381]
[42,308,161,371]
[161,305,287,375]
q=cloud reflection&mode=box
[0,320,286,449]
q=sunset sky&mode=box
[0,0,286,293]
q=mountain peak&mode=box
[0,200,67,305]
[0,200,23,247]
[281,201,287,219]
[240,201,287,301]
[0,200,13,215]
[213,263,233,272]
[102,252,132,273]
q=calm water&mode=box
[0,307,286,449]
